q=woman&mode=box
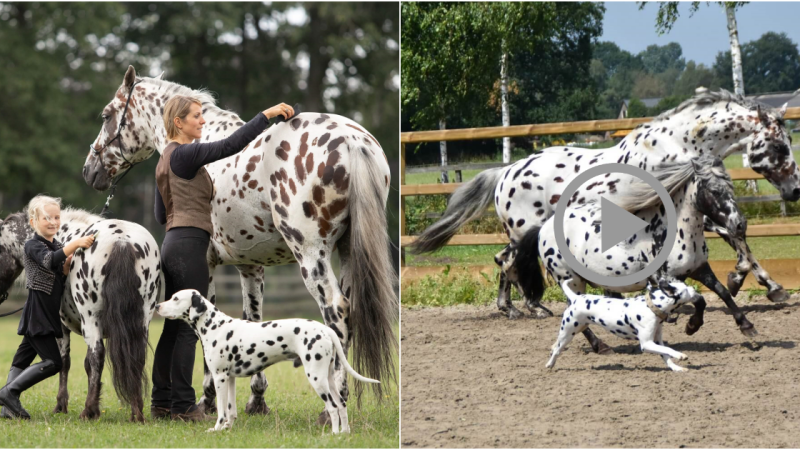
[151,95,294,421]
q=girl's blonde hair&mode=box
[27,195,62,233]
[163,95,202,140]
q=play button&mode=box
[600,197,649,253]
[552,163,678,287]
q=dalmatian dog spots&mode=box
[155,289,379,434]
[547,279,703,372]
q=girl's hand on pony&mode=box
[74,234,95,249]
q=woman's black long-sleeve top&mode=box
[154,113,270,225]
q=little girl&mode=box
[0,195,93,419]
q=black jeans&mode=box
[151,227,209,414]
[11,333,62,372]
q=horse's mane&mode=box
[615,153,731,213]
[62,207,104,226]
[652,89,773,122]
[137,77,242,120]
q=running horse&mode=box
[412,90,800,345]
[83,66,397,420]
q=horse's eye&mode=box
[102,114,109,122]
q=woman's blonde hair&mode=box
[163,95,202,140]
[27,195,62,233]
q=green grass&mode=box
[0,318,398,448]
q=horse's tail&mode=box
[101,240,149,407]
[345,145,398,403]
[409,167,503,254]
[514,226,547,302]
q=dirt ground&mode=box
[401,295,800,448]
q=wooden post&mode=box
[455,170,462,183]
[401,143,406,267]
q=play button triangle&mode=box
[600,197,648,253]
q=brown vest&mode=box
[156,142,214,235]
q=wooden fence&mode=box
[400,109,800,290]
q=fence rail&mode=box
[400,110,800,288]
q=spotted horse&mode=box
[0,207,160,422]
[509,154,750,352]
[411,90,799,346]
[83,66,397,421]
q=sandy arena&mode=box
[401,295,800,448]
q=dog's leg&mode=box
[655,325,687,372]
[235,264,270,416]
[640,339,688,361]
[565,278,613,355]
[198,256,219,415]
[546,308,581,369]
[208,375,228,432]
[328,358,349,433]
[227,374,237,427]
[53,323,71,414]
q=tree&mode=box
[639,42,686,74]
[674,61,720,96]
[641,1,755,187]
[714,32,800,94]
[626,97,649,118]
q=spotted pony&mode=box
[0,207,159,422]
[412,90,798,340]
[83,66,397,419]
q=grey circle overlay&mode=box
[553,163,677,287]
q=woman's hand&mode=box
[63,254,73,275]
[263,103,295,121]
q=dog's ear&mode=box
[191,292,207,315]
[658,279,677,296]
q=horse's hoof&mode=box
[245,398,270,415]
[197,400,217,415]
[129,414,146,423]
[726,272,742,297]
[79,409,100,420]
[531,309,552,319]
[53,402,68,414]
[685,317,704,336]
[316,410,332,426]
[767,288,790,303]
[507,308,524,320]
[740,325,758,338]
[596,342,614,355]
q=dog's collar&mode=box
[646,293,670,322]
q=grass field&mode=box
[0,317,398,448]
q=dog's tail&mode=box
[324,326,380,385]
[560,280,579,304]
[100,240,149,407]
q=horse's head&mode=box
[743,104,800,201]
[84,66,161,191]
[691,155,746,239]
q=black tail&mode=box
[514,227,546,302]
[101,241,149,407]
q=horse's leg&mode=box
[80,329,105,420]
[197,255,218,415]
[53,324,71,414]
[705,218,787,301]
[565,278,613,355]
[235,264,270,416]
[690,262,756,337]
[493,246,524,319]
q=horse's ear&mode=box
[123,65,136,92]
[691,158,703,172]
[757,105,769,124]
[779,102,787,119]
[154,71,165,80]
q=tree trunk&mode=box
[727,5,757,191]
[439,118,449,184]
[501,50,511,164]
[305,4,330,113]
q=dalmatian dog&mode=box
[547,279,704,372]
[155,289,379,434]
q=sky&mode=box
[601,1,800,67]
